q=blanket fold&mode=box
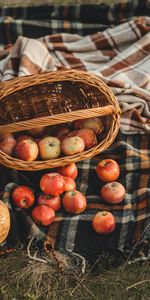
[0,16,149,134]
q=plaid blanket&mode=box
[0,12,149,267]
[1,133,150,266]
[0,0,150,45]
[0,16,149,134]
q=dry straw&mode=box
[0,69,121,171]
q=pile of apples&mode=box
[11,163,87,226]
[11,159,126,235]
[0,116,103,161]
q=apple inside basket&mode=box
[0,69,121,171]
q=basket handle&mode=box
[0,105,121,134]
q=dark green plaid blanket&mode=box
[0,0,150,45]
[1,132,149,266]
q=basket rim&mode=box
[0,113,121,171]
[0,105,121,133]
[0,69,121,171]
[0,69,120,128]
[0,69,117,104]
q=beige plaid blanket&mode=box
[0,16,149,135]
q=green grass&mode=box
[0,0,116,7]
[0,249,149,300]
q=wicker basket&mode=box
[0,69,121,171]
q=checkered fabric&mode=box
[0,0,150,45]
[0,17,149,134]
[0,5,149,265]
[1,132,150,264]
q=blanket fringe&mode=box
[67,250,86,274]
[27,237,47,264]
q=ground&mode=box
[0,0,116,6]
[0,249,150,299]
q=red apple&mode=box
[77,128,97,149]
[62,190,87,214]
[96,159,120,182]
[31,205,55,226]
[11,185,35,209]
[68,128,97,150]
[14,139,39,161]
[56,126,70,141]
[100,182,126,204]
[92,211,116,234]
[74,117,103,135]
[67,130,79,138]
[56,163,78,180]
[40,172,65,196]
[63,176,76,192]
[16,134,33,142]
[56,125,70,134]
[0,133,16,155]
[73,119,84,130]
[38,194,61,212]
[38,136,61,160]
[61,136,85,155]
[27,127,46,138]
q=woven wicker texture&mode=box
[0,69,121,170]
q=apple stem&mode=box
[102,212,108,216]
[103,161,111,166]
[70,191,76,196]
[21,199,27,206]
[111,182,118,188]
